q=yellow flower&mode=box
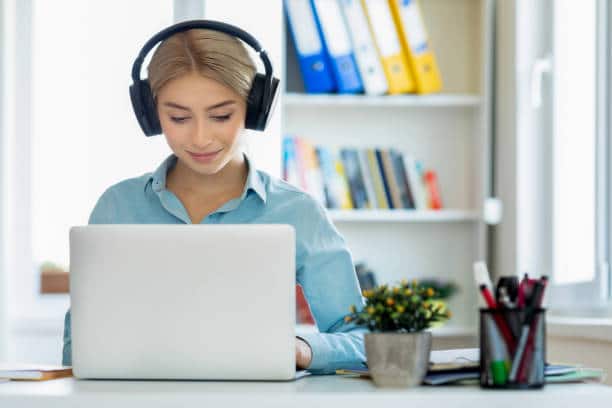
[349,305,357,314]
[344,315,352,322]
[400,279,408,286]
[393,287,400,294]
[396,305,405,313]
[404,289,412,296]
[412,279,418,287]
[426,288,435,297]
[367,306,376,315]
[362,290,370,298]
[386,298,395,306]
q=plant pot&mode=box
[364,331,432,388]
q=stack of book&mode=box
[283,136,443,211]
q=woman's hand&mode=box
[295,338,312,369]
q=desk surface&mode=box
[1,376,611,408]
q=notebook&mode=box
[0,364,73,381]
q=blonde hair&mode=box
[147,29,256,103]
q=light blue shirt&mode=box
[62,153,366,374]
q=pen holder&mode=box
[479,308,546,389]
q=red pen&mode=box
[480,285,517,353]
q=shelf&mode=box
[282,93,482,108]
[327,210,480,223]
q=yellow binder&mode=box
[388,0,442,94]
[361,0,415,94]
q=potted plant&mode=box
[345,280,451,387]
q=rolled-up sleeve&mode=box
[62,189,115,366]
[295,198,367,374]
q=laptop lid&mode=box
[69,224,296,380]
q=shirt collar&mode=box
[145,153,267,203]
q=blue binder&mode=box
[310,0,363,93]
[284,0,336,93]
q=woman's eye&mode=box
[170,116,190,123]
[211,114,232,122]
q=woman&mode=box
[62,22,366,374]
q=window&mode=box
[5,0,177,319]
[552,0,598,284]
[547,0,610,306]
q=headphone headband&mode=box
[130,19,273,83]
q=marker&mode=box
[485,314,509,385]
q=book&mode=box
[316,146,353,209]
[423,170,443,209]
[282,136,301,187]
[358,149,378,209]
[379,149,403,209]
[402,153,428,210]
[374,149,394,209]
[366,148,389,208]
[340,148,370,209]
[0,364,73,381]
[390,149,415,209]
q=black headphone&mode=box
[129,19,280,137]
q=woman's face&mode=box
[156,72,247,176]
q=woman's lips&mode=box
[188,149,222,163]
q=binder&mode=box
[361,0,415,94]
[338,0,389,95]
[388,0,443,94]
[311,0,364,93]
[284,0,336,93]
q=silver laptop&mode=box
[69,224,297,380]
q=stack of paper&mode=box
[0,364,73,381]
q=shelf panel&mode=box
[282,93,482,108]
[327,210,480,223]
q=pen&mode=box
[479,285,517,352]
[516,277,548,382]
[508,281,545,381]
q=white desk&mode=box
[0,376,611,407]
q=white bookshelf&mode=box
[281,0,494,332]
[283,93,482,108]
[328,210,480,223]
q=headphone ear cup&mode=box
[129,80,162,136]
[245,73,266,131]
[140,80,162,136]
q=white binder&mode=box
[338,0,389,95]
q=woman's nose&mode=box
[191,117,214,149]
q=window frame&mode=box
[547,0,611,310]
